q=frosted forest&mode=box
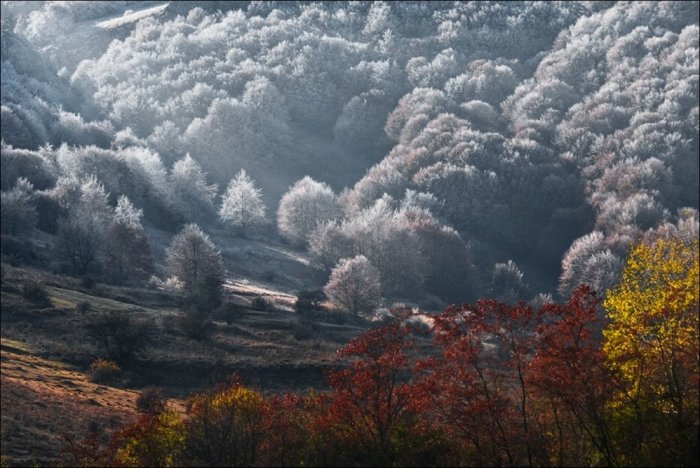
[1,1,698,467]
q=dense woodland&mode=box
[0,1,698,466]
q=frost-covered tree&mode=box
[78,176,113,227]
[309,221,354,270]
[166,223,224,309]
[490,260,528,304]
[170,154,218,223]
[277,176,340,246]
[575,250,624,298]
[310,196,425,297]
[0,142,56,191]
[406,211,477,303]
[219,169,266,233]
[57,213,99,275]
[445,60,518,105]
[0,178,37,236]
[4,0,698,306]
[559,231,615,298]
[56,177,113,276]
[324,255,381,315]
[105,196,154,285]
[400,189,442,216]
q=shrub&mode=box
[86,311,152,364]
[21,278,51,307]
[294,289,325,315]
[251,296,273,311]
[372,308,397,326]
[162,276,184,292]
[178,308,213,340]
[76,301,91,314]
[213,301,245,324]
[136,387,167,415]
[1,183,37,237]
[88,359,121,384]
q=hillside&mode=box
[1,338,141,466]
[1,262,378,465]
[0,1,698,466]
[0,264,369,391]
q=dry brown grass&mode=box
[0,265,369,464]
[0,338,185,466]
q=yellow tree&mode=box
[185,384,267,466]
[603,236,699,464]
[112,411,186,467]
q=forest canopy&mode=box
[1,0,698,304]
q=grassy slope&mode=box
[0,262,371,465]
[1,339,138,467]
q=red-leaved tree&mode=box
[530,285,617,466]
[322,313,429,466]
[418,299,541,466]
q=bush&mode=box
[86,311,152,364]
[136,386,167,415]
[213,301,245,324]
[178,308,213,340]
[1,184,37,237]
[2,236,39,265]
[88,359,121,384]
[294,289,325,315]
[76,301,91,314]
[251,296,273,311]
[21,278,52,307]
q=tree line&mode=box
[64,234,699,467]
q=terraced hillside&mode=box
[0,264,373,465]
